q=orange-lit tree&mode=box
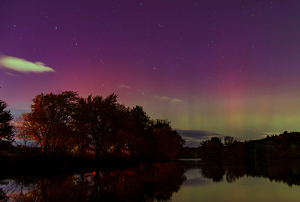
[16,91,79,156]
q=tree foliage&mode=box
[224,136,234,146]
[244,131,300,159]
[196,132,300,159]
[15,91,185,161]
[151,120,186,161]
[202,137,223,159]
[0,100,14,142]
[197,136,244,159]
[16,91,79,156]
[75,93,119,158]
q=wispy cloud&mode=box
[153,95,170,101]
[261,131,279,136]
[170,98,182,104]
[118,84,130,89]
[176,129,224,147]
[153,95,182,104]
[250,130,279,139]
[0,55,55,74]
[6,72,19,76]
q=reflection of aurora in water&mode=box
[1,159,300,201]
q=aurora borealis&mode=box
[1,0,300,146]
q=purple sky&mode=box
[1,0,300,146]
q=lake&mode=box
[1,159,300,201]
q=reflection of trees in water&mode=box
[2,159,300,201]
[225,170,236,183]
[85,162,186,202]
[1,162,186,202]
[246,159,300,186]
[198,159,300,186]
[201,166,225,182]
[199,160,245,183]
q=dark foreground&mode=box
[1,159,300,201]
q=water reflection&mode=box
[1,159,300,201]
[200,160,246,183]
[0,162,186,201]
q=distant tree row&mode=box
[179,136,244,159]
[180,131,300,159]
[243,131,300,159]
[0,91,185,161]
[198,136,244,159]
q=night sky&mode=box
[1,0,300,147]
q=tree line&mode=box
[179,136,244,159]
[2,91,300,162]
[243,131,300,159]
[0,91,185,161]
[180,131,300,159]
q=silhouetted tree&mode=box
[116,106,150,159]
[202,137,223,159]
[130,106,150,154]
[227,141,244,159]
[211,137,223,146]
[0,100,14,143]
[151,120,186,161]
[75,93,126,159]
[131,106,151,131]
[224,136,234,146]
[178,147,201,158]
[198,140,209,157]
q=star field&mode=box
[1,0,300,146]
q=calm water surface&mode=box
[1,159,300,201]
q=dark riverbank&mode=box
[0,153,169,179]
